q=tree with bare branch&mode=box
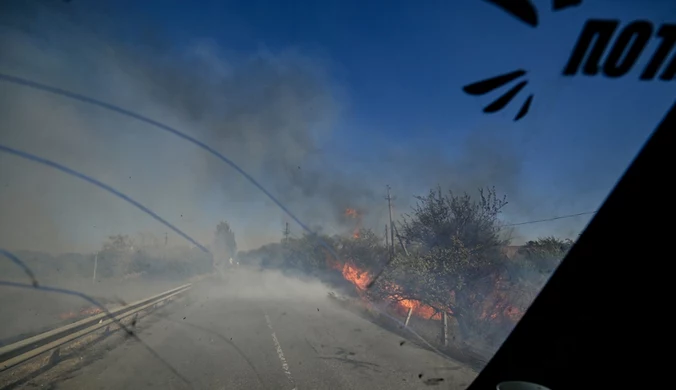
[372,186,509,341]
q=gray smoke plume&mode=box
[0,0,574,254]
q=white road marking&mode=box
[264,313,297,390]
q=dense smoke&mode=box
[0,1,588,255]
[0,1,341,252]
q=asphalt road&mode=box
[12,270,478,390]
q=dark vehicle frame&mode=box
[467,101,674,389]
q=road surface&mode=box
[7,270,478,389]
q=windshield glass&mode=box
[1,0,673,389]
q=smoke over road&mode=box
[0,0,590,255]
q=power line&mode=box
[502,210,597,228]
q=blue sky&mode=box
[1,0,674,251]
[112,0,675,232]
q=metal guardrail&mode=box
[0,283,192,371]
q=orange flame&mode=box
[59,306,103,320]
[330,256,442,321]
[328,218,447,322]
[393,298,441,320]
[345,208,358,217]
[345,208,362,239]
[331,245,521,324]
[340,262,370,290]
[59,311,77,320]
[478,285,524,323]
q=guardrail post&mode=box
[0,284,192,372]
[49,348,60,365]
[441,312,448,346]
[404,307,413,327]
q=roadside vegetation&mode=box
[2,184,572,363]
[239,186,573,357]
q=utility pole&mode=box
[386,185,396,257]
[283,222,290,243]
[393,224,409,257]
[164,232,168,247]
[385,224,389,248]
[92,252,98,284]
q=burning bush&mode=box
[501,237,573,313]
[369,187,513,343]
[239,186,572,351]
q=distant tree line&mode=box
[3,233,214,284]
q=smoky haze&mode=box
[0,1,584,255]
